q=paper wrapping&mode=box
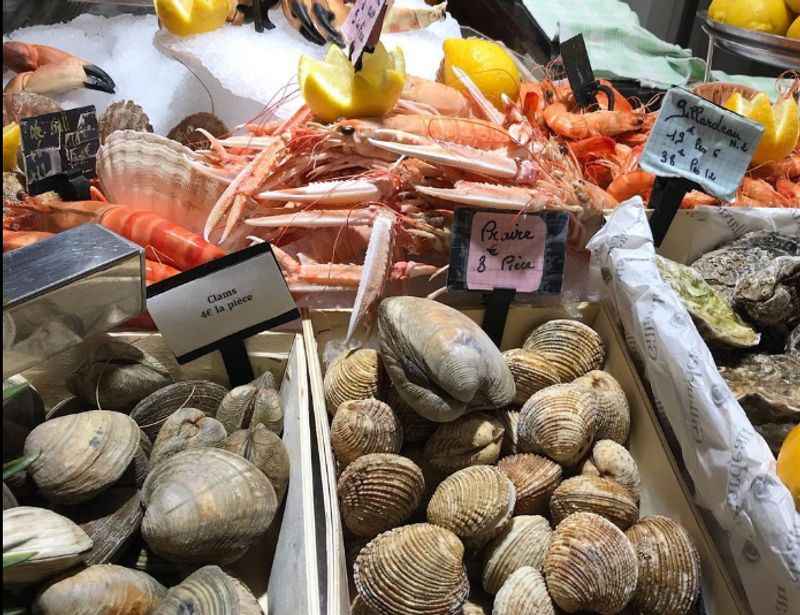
[587,199,799,615]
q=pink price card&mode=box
[341,0,387,65]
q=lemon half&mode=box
[154,0,229,37]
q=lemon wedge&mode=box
[154,0,229,37]
[442,38,520,110]
[724,92,800,164]
[3,122,21,172]
[778,424,800,511]
[788,15,800,39]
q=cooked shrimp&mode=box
[740,177,791,206]
[382,114,513,149]
[399,75,475,118]
[607,171,655,202]
[543,102,644,140]
[776,178,800,205]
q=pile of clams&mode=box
[324,297,702,615]
[3,337,289,612]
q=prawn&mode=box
[399,75,475,118]
[543,102,645,140]
[740,177,791,206]
[607,171,655,202]
[382,114,514,149]
[776,178,800,204]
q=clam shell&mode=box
[152,565,262,615]
[518,384,599,466]
[497,409,521,456]
[496,454,561,515]
[150,408,227,466]
[427,465,516,550]
[98,100,153,144]
[573,370,630,444]
[390,387,438,444]
[550,475,639,530]
[461,601,489,615]
[331,399,403,467]
[424,413,504,474]
[24,411,140,505]
[582,440,641,502]
[492,566,555,615]
[167,112,229,150]
[3,506,92,585]
[481,515,552,595]
[34,564,165,615]
[379,297,515,422]
[122,545,182,588]
[544,512,638,613]
[352,594,379,615]
[626,516,701,615]
[503,349,561,405]
[354,523,469,615]
[324,348,384,416]
[216,381,283,435]
[141,448,277,565]
[223,424,290,504]
[130,380,228,440]
[338,453,425,537]
[522,320,605,381]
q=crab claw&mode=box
[4,57,115,95]
[311,2,345,46]
[282,0,326,45]
[81,63,116,94]
[256,179,382,205]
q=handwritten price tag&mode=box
[341,0,388,66]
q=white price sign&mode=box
[341,0,388,65]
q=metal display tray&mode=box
[702,12,800,70]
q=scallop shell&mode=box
[98,100,153,144]
[130,380,228,440]
[3,506,92,585]
[167,112,229,150]
[550,475,639,530]
[424,413,504,474]
[573,370,630,443]
[390,387,438,444]
[518,384,599,466]
[427,465,516,550]
[503,349,561,405]
[481,515,552,594]
[324,348,384,416]
[496,454,561,515]
[150,407,227,466]
[493,567,555,615]
[24,411,140,505]
[354,523,469,615]
[379,297,515,422]
[544,512,638,614]
[626,516,701,615]
[152,565,262,615]
[522,320,605,381]
[582,439,641,502]
[223,424,290,504]
[338,453,425,537]
[331,399,403,467]
[216,379,283,435]
[34,564,165,615]
[497,408,521,456]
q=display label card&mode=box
[146,243,299,364]
[341,0,388,67]
[640,88,763,202]
[448,209,569,295]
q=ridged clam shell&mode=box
[130,380,228,440]
[354,523,469,615]
[223,424,290,504]
[461,601,489,615]
[497,409,521,456]
[582,440,641,502]
[424,413,504,474]
[493,567,555,615]
[496,454,561,515]
[550,475,639,530]
[152,565,262,615]
[331,399,403,467]
[24,411,140,505]
[324,348,384,416]
[481,515,552,594]
[390,387,438,444]
[351,594,378,615]
[518,384,599,466]
[573,370,630,443]
[503,349,561,405]
[522,320,605,381]
[216,378,283,435]
[544,512,638,614]
[150,408,227,466]
[338,453,424,537]
[98,100,153,144]
[427,465,516,550]
[626,516,701,615]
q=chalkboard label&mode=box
[561,34,597,108]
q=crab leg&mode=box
[255,179,384,205]
[246,208,378,227]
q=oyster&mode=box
[378,297,515,422]
[550,475,639,530]
[131,380,228,440]
[3,92,61,126]
[502,349,561,405]
[98,100,153,144]
[656,255,761,348]
[493,567,555,615]
[497,408,521,456]
[522,319,605,381]
[331,399,403,467]
[496,453,562,515]
[216,372,283,435]
[167,112,229,150]
[324,348,384,416]
[788,324,799,355]
[223,424,290,503]
[150,408,227,466]
[734,256,800,330]
[573,370,630,444]
[582,439,641,502]
[424,413,504,473]
[481,515,552,594]
[153,565,261,615]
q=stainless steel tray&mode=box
[702,11,800,70]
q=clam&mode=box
[141,448,277,565]
[522,320,605,381]
[496,454,561,515]
[626,516,701,615]
[493,567,555,615]
[152,565,262,615]
[3,506,92,585]
[98,100,153,144]
[582,440,641,502]
[216,372,283,435]
[46,396,90,420]
[427,465,516,550]
[150,407,227,466]
[331,399,403,467]
[122,545,182,588]
[481,515,552,594]
[33,564,165,615]
[550,475,639,530]
[324,348,384,415]
[338,453,425,537]
[424,413,504,474]
[24,411,140,504]
[497,408,521,456]
[573,370,630,444]
[518,384,599,466]
[503,349,561,405]
[461,601,489,615]
[544,512,638,614]
[352,594,378,615]
[734,256,800,330]
[354,523,469,615]
[223,424,290,504]
[66,339,174,411]
[3,482,18,510]
[378,297,515,422]
[390,387,438,444]
[130,380,228,440]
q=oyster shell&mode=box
[353,523,469,615]
[544,512,638,613]
[216,373,283,435]
[481,515,552,594]
[338,453,424,537]
[550,475,639,530]
[324,348,384,416]
[496,453,562,515]
[522,320,605,381]
[98,100,153,144]
[130,380,228,440]
[427,465,516,550]
[497,408,521,456]
[502,349,561,405]
[493,566,555,615]
[378,297,515,422]
[582,439,641,502]
[788,324,799,355]
[331,399,402,467]
[167,112,229,150]
[223,424,290,504]
[424,413,504,473]
[733,256,800,330]
[390,387,438,444]
[3,92,61,126]
[152,565,261,615]
[573,370,630,444]
[626,516,701,615]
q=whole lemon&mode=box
[785,0,800,13]
[709,0,792,35]
[442,38,520,110]
[788,15,800,38]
